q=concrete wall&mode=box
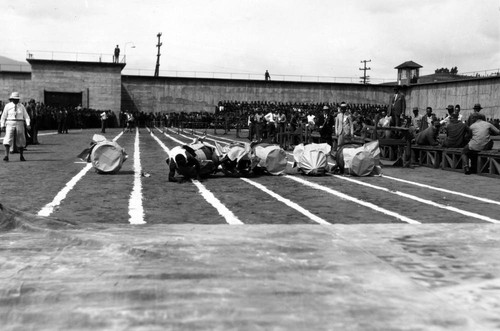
[408,76,500,120]
[28,60,123,114]
[121,76,395,113]
[2,62,499,122]
[0,72,34,102]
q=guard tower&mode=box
[395,60,422,85]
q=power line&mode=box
[359,59,371,84]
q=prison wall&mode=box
[121,76,395,113]
[408,76,500,120]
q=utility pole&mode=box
[154,32,162,77]
[359,59,371,84]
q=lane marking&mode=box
[332,175,500,224]
[38,131,123,217]
[183,127,500,208]
[128,129,145,224]
[150,128,243,225]
[241,178,331,225]
[382,175,500,206]
[285,175,421,224]
[191,180,243,225]
[167,128,419,224]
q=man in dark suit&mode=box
[387,86,406,127]
[319,106,334,146]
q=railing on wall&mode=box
[459,68,500,78]
[25,50,125,64]
[121,68,392,84]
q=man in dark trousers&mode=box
[319,105,334,146]
[114,45,120,63]
[265,70,271,81]
[387,85,406,127]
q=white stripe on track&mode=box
[191,180,243,225]
[241,178,331,225]
[168,128,419,224]
[183,127,500,208]
[333,175,500,224]
[382,175,500,206]
[285,175,421,224]
[38,131,124,217]
[128,129,145,224]
[150,128,243,225]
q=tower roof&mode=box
[395,61,423,69]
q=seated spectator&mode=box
[454,104,463,122]
[462,112,500,174]
[420,107,434,132]
[411,107,422,133]
[440,105,455,127]
[442,113,470,148]
[415,121,441,146]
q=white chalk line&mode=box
[331,175,500,224]
[382,175,500,207]
[240,178,331,225]
[38,131,124,217]
[285,175,421,224]
[150,128,243,225]
[162,128,328,225]
[169,127,418,224]
[128,129,145,225]
[185,127,500,208]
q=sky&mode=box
[1,0,499,83]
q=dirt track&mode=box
[1,128,499,330]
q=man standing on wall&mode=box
[1,92,31,162]
[265,70,271,81]
[387,85,406,127]
[114,45,120,63]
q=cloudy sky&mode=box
[1,0,499,83]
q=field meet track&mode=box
[1,127,500,330]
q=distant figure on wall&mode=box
[265,70,271,81]
[114,45,120,63]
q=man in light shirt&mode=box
[461,111,500,175]
[1,92,31,162]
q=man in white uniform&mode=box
[1,92,31,162]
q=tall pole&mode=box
[359,59,371,84]
[154,33,162,77]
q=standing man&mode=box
[387,86,406,127]
[265,70,271,81]
[100,110,108,133]
[334,102,353,148]
[319,105,334,146]
[1,92,31,162]
[114,45,120,63]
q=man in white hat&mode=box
[0,92,31,161]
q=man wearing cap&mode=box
[319,105,334,146]
[440,105,455,127]
[467,103,485,126]
[1,92,31,161]
[335,102,353,148]
[461,111,500,175]
[442,113,469,148]
[387,86,406,127]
